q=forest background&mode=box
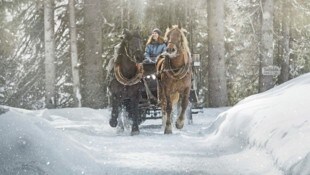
[0,0,309,109]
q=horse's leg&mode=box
[110,95,119,127]
[162,110,167,130]
[176,87,190,129]
[116,104,127,133]
[158,81,166,129]
[160,87,167,129]
[157,79,162,105]
[127,89,140,135]
[130,91,140,135]
[171,93,180,122]
[164,91,173,134]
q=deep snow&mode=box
[0,73,310,175]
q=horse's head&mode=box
[164,24,189,58]
[121,28,144,63]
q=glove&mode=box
[143,58,155,63]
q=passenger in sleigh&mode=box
[144,28,166,63]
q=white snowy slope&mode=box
[0,107,105,175]
[0,73,309,175]
[204,73,310,175]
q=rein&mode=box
[124,45,137,63]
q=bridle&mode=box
[122,36,142,63]
[164,29,184,60]
[157,28,191,80]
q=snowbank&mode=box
[0,107,104,175]
[207,73,310,175]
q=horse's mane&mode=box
[114,29,142,63]
[164,25,190,54]
[132,30,142,39]
[116,29,141,55]
[113,43,122,60]
[113,33,129,61]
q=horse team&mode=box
[108,24,192,135]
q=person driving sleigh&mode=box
[144,28,166,63]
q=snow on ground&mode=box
[0,73,310,175]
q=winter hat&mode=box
[152,28,162,35]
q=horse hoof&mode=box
[176,121,184,129]
[131,130,140,136]
[116,126,124,134]
[109,118,118,127]
[164,128,172,134]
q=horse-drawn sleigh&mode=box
[107,25,202,135]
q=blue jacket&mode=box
[144,41,166,62]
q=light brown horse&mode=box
[156,24,192,134]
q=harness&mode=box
[114,63,144,86]
[156,51,191,80]
[113,41,143,86]
[124,44,138,63]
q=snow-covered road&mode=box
[1,73,310,175]
[41,107,281,175]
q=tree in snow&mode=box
[259,0,275,92]
[80,0,105,108]
[44,0,56,108]
[207,0,228,107]
[277,0,291,84]
[69,0,81,107]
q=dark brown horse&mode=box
[108,29,144,135]
[156,24,192,134]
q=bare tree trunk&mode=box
[278,0,290,84]
[69,0,81,107]
[81,0,105,108]
[127,0,130,29]
[207,0,228,107]
[44,0,56,108]
[259,0,274,92]
[121,0,124,29]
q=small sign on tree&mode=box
[262,66,281,76]
[192,54,200,67]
